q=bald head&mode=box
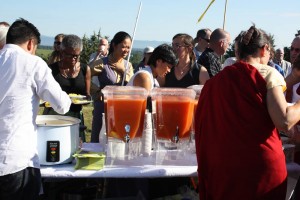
[210,28,231,56]
[98,38,109,55]
[99,38,108,45]
[210,28,230,43]
[275,48,284,62]
[291,36,300,64]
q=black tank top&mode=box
[165,63,200,88]
[49,62,87,112]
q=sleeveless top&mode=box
[126,66,158,89]
[49,62,87,112]
[164,62,200,88]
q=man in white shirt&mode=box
[0,18,71,200]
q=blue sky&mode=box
[1,0,300,48]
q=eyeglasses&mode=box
[291,46,300,53]
[63,52,80,59]
[54,41,61,45]
[172,43,188,49]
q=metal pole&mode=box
[222,0,228,30]
[121,2,142,86]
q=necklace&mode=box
[176,62,190,77]
[60,62,78,78]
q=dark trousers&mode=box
[0,167,41,200]
[91,99,103,143]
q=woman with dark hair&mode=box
[195,25,300,199]
[43,34,91,142]
[127,44,177,91]
[157,33,204,88]
[90,31,134,143]
[48,33,64,64]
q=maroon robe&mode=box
[195,62,287,200]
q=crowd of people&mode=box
[1,17,300,199]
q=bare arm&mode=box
[199,65,210,85]
[133,73,152,92]
[85,66,91,96]
[267,85,300,131]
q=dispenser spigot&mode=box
[172,126,179,143]
[124,124,130,143]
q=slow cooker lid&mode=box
[36,115,81,127]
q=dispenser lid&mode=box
[187,85,204,98]
[102,86,148,99]
[151,87,196,99]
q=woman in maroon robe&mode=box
[195,26,300,200]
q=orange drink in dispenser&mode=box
[151,88,196,143]
[102,86,148,142]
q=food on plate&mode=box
[45,102,51,107]
[69,93,86,98]
[71,99,92,105]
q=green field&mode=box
[36,48,52,62]
[82,104,93,142]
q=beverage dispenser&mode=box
[151,88,196,165]
[187,85,204,152]
[102,86,148,165]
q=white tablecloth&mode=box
[40,143,300,200]
[41,163,198,178]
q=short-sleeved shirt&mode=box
[251,63,286,91]
[197,48,222,78]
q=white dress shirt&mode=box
[0,44,71,176]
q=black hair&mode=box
[148,44,178,67]
[108,31,131,55]
[6,18,41,45]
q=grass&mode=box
[36,48,52,61]
[82,104,93,142]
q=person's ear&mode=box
[27,39,37,55]
[263,45,270,57]
[156,59,163,68]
